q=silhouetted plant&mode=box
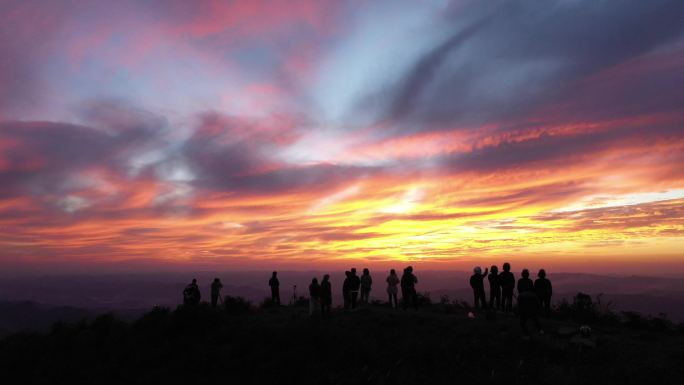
[223,296,251,315]
[416,292,432,306]
[259,297,279,309]
[290,296,309,308]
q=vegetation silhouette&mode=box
[1,293,683,384]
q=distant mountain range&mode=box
[1,271,683,336]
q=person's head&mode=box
[192,278,197,284]
[345,270,351,277]
[522,269,529,278]
[503,262,511,272]
[272,271,277,277]
[490,265,498,273]
[473,266,482,275]
[407,266,413,273]
[213,278,220,283]
[363,268,369,275]
[390,268,396,275]
[312,278,318,284]
[323,274,330,281]
[351,268,357,275]
[538,269,546,278]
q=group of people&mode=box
[470,262,553,334]
[303,266,420,315]
[183,263,552,334]
[183,278,224,308]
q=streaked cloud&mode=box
[0,0,683,272]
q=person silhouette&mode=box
[309,278,321,316]
[320,274,332,316]
[401,266,418,310]
[469,266,489,309]
[517,269,542,335]
[360,268,373,305]
[517,269,534,294]
[535,269,553,316]
[210,278,223,308]
[499,263,515,313]
[183,278,201,306]
[342,271,351,309]
[349,268,361,309]
[386,269,400,309]
[488,265,501,310]
[269,271,280,305]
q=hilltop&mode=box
[1,297,682,385]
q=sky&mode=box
[1,0,683,274]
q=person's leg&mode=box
[520,312,529,335]
[351,292,358,308]
[533,315,542,332]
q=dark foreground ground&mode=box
[1,299,683,385]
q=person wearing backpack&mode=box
[183,278,201,306]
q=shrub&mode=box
[416,292,432,306]
[223,296,251,315]
[290,296,309,308]
[259,297,279,309]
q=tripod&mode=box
[290,285,297,305]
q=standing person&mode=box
[401,266,418,310]
[534,269,553,316]
[269,271,280,305]
[309,278,321,316]
[183,278,201,306]
[342,271,351,309]
[499,263,515,313]
[360,268,373,305]
[386,269,400,308]
[210,278,223,308]
[488,265,501,310]
[349,268,361,309]
[517,269,542,336]
[469,266,489,309]
[517,269,534,295]
[320,274,332,316]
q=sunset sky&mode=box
[1,0,683,274]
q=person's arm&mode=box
[549,281,553,297]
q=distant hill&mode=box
[1,301,683,384]
[1,271,683,322]
[0,301,143,337]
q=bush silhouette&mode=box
[223,296,251,315]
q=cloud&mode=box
[367,0,684,131]
[1,1,683,270]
